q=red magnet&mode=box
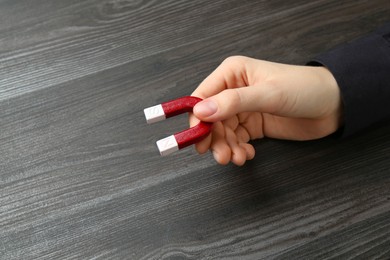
[144,96,212,156]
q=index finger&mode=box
[191,56,250,99]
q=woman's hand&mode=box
[190,56,342,166]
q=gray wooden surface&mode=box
[1,0,390,259]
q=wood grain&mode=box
[0,0,389,259]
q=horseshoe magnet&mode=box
[144,96,212,156]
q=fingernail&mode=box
[194,100,217,117]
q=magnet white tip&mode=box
[144,104,165,124]
[156,135,179,156]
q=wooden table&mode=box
[1,0,389,259]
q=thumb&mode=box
[193,86,280,122]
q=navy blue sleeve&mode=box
[308,23,390,137]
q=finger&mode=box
[234,125,251,143]
[225,127,246,166]
[222,116,239,130]
[189,112,199,127]
[195,134,212,154]
[192,56,250,99]
[240,143,255,161]
[210,123,231,165]
[238,112,264,140]
[189,112,212,154]
[193,85,280,122]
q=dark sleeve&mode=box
[308,23,390,137]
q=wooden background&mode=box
[1,0,389,259]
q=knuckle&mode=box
[222,55,248,66]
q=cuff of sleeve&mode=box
[308,25,390,138]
